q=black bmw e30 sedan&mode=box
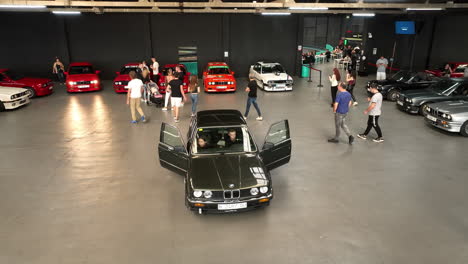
[158,109,292,214]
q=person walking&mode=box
[52,58,65,83]
[150,57,159,82]
[168,72,186,123]
[376,56,388,80]
[357,83,384,143]
[162,70,173,111]
[126,71,146,124]
[244,74,263,121]
[329,68,341,107]
[188,75,200,117]
[346,69,358,106]
[328,82,354,144]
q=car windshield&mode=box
[262,64,285,74]
[455,64,468,73]
[208,67,230,75]
[120,66,138,75]
[69,66,95,75]
[193,126,257,154]
[4,70,24,80]
[162,66,186,76]
[430,79,459,94]
[390,71,412,82]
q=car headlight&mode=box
[42,83,48,87]
[161,82,165,86]
[259,186,268,194]
[183,83,186,86]
[405,98,412,103]
[91,80,98,84]
[442,113,452,120]
[69,81,76,85]
[250,187,259,195]
[10,95,15,100]
[193,190,203,198]
[203,190,212,198]
[267,80,273,84]
[114,81,120,85]
[286,79,293,84]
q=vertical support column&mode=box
[295,14,304,76]
[222,14,230,65]
[62,17,72,64]
[148,14,154,57]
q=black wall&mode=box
[0,12,301,79]
[303,15,345,49]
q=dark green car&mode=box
[396,78,468,114]
[158,109,291,214]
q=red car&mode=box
[65,62,102,93]
[113,63,139,93]
[0,68,53,97]
[426,62,468,78]
[156,64,191,94]
[203,62,236,92]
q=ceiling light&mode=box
[352,13,375,17]
[289,7,328,10]
[52,11,81,15]
[0,5,46,8]
[406,8,444,11]
[262,12,291,16]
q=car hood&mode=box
[401,89,441,100]
[0,86,28,95]
[428,100,468,115]
[259,73,291,81]
[67,74,99,81]
[189,153,268,190]
[372,79,398,86]
[206,74,235,81]
[114,74,131,82]
[16,77,51,86]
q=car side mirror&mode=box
[115,71,120,75]
[262,142,274,150]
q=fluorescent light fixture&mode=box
[0,5,46,8]
[406,8,443,11]
[52,11,81,15]
[262,12,291,16]
[289,7,329,10]
[353,13,375,17]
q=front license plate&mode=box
[397,100,404,106]
[218,202,247,210]
[78,85,89,88]
[217,86,227,89]
[426,115,437,122]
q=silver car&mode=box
[423,100,468,136]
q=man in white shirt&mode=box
[376,56,388,80]
[126,71,146,124]
[151,57,159,82]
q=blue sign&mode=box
[395,21,415,35]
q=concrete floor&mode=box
[1,63,468,264]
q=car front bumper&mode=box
[114,85,128,93]
[424,115,463,133]
[187,193,273,213]
[36,84,54,96]
[396,99,419,114]
[204,84,236,92]
[67,84,102,92]
[3,97,30,109]
[264,84,293,92]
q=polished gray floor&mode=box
[1,63,468,264]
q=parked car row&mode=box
[368,73,468,137]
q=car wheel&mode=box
[386,90,399,101]
[461,121,468,137]
[0,101,5,111]
[25,87,36,98]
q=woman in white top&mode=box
[329,68,341,107]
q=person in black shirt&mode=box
[244,74,263,121]
[168,72,186,122]
[224,129,242,148]
[175,66,185,81]
[325,50,331,62]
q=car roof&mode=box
[256,62,280,66]
[197,110,246,127]
[163,64,186,68]
[208,62,228,67]
[70,62,93,67]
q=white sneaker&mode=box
[256,116,263,121]
[353,102,358,106]
[162,107,167,111]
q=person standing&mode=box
[141,68,151,103]
[162,70,173,111]
[346,69,358,106]
[52,58,65,83]
[188,75,200,117]
[357,84,384,143]
[443,64,453,77]
[150,57,159,82]
[329,68,341,107]
[325,50,331,62]
[244,74,263,121]
[168,72,186,123]
[328,82,354,144]
[464,66,468,78]
[376,56,388,80]
[126,71,146,124]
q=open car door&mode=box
[260,120,292,171]
[158,123,189,176]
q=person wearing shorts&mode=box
[168,72,186,123]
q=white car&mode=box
[249,62,293,91]
[0,86,30,111]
